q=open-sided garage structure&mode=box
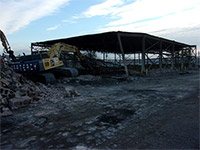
[32,31,197,76]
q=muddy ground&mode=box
[0,70,199,149]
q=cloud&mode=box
[80,0,200,48]
[0,0,70,34]
[98,6,200,33]
[81,0,200,30]
[47,25,60,31]
[75,0,124,18]
[105,0,200,27]
[62,20,77,24]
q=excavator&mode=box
[10,43,86,83]
[0,29,93,83]
[47,43,94,72]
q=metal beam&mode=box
[159,41,163,69]
[189,48,192,69]
[181,49,184,70]
[171,43,175,69]
[142,36,146,73]
[145,40,160,51]
[145,54,155,65]
[117,33,129,77]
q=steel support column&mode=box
[134,53,136,65]
[195,46,198,68]
[117,33,129,77]
[103,52,105,61]
[189,47,192,69]
[142,36,146,73]
[139,53,141,64]
[159,41,163,69]
[181,49,184,70]
[171,43,175,69]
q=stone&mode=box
[73,145,88,150]
[62,132,69,137]
[33,117,48,127]
[95,139,102,146]
[67,137,77,143]
[19,136,37,148]
[0,98,9,106]
[85,135,95,141]
[56,144,65,148]
[88,126,97,133]
[94,133,102,138]
[77,131,87,136]
[0,78,10,87]
[9,96,32,109]
[0,106,13,117]
[64,87,80,98]
[0,87,15,99]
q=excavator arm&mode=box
[47,43,84,61]
[0,29,17,61]
[0,30,11,52]
[47,43,94,72]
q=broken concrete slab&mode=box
[9,96,33,109]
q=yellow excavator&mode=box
[46,43,94,71]
[9,43,81,83]
[13,43,94,83]
[1,29,93,83]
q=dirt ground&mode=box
[1,69,199,149]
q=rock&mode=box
[0,87,15,99]
[19,136,37,148]
[0,98,9,106]
[95,139,102,146]
[56,144,65,148]
[77,75,102,81]
[73,145,89,150]
[67,137,78,143]
[76,131,87,136]
[94,133,102,138]
[0,105,13,117]
[33,117,48,127]
[9,96,32,109]
[88,126,97,133]
[0,78,10,87]
[85,135,95,141]
[62,132,69,137]
[64,86,80,98]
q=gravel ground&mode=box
[0,70,199,149]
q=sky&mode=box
[0,0,200,55]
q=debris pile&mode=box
[149,68,178,77]
[77,75,102,81]
[0,56,41,116]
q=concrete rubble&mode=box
[0,56,41,116]
[0,56,81,117]
[0,54,199,149]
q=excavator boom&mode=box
[0,29,11,52]
[47,43,85,61]
[0,30,17,61]
[47,42,94,72]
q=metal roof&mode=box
[32,31,195,54]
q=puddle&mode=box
[95,109,135,126]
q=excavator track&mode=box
[40,73,56,84]
[52,66,78,77]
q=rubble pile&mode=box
[149,68,178,77]
[0,56,41,117]
[77,75,102,81]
